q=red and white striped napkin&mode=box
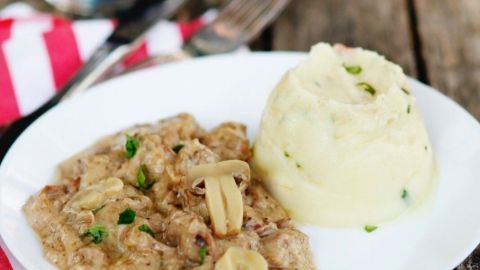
[0,3,218,269]
[0,3,217,126]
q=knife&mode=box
[0,0,186,163]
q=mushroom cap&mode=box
[186,160,250,184]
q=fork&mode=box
[125,0,291,71]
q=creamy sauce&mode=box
[23,114,315,269]
[253,43,435,227]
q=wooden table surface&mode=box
[1,0,479,269]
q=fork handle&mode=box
[0,42,131,163]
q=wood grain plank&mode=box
[416,1,480,265]
[415,0,480,119]
[272,0,417,76]
[0,0,9,7]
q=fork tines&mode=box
[218,0,290,37]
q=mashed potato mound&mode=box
[253,43,435,227]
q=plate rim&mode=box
[1,51,479,270]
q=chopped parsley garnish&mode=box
[138,224,154,237]
[172,144,185,154]
[125,135,140,159]
[407,104,411,114]
[296,162,302,169]
[424,145,428,151]
[357,82,376,96]
[343,64,362,74]
[401,189,409,200]
[401,88,410,95]
[364,225,378,233]
[137,165,154,190]
[83,224,108,244]
[199,246,208,265]
[284,151,290,158]
[137,165,146,188]
[118,208,136,224]
[330,115,336,123]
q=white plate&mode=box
[1,52,480,270]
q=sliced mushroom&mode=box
[187,160,250,184]
[63,177,124,212]
[205,176,228,236]
[214,247,268,270]
[187,160,249,237]
[219,174,243,235]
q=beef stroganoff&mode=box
[23,113,314,269]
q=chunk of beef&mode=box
[152,113,204,147]
[202,122,251,161]
[116,134,176,187]
[174,139,218,176]
[245,182,289,224]
[214,231,261,259]
[164,210,216,262]
[260,229,315,269]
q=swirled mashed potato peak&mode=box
[253,43,435,227]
